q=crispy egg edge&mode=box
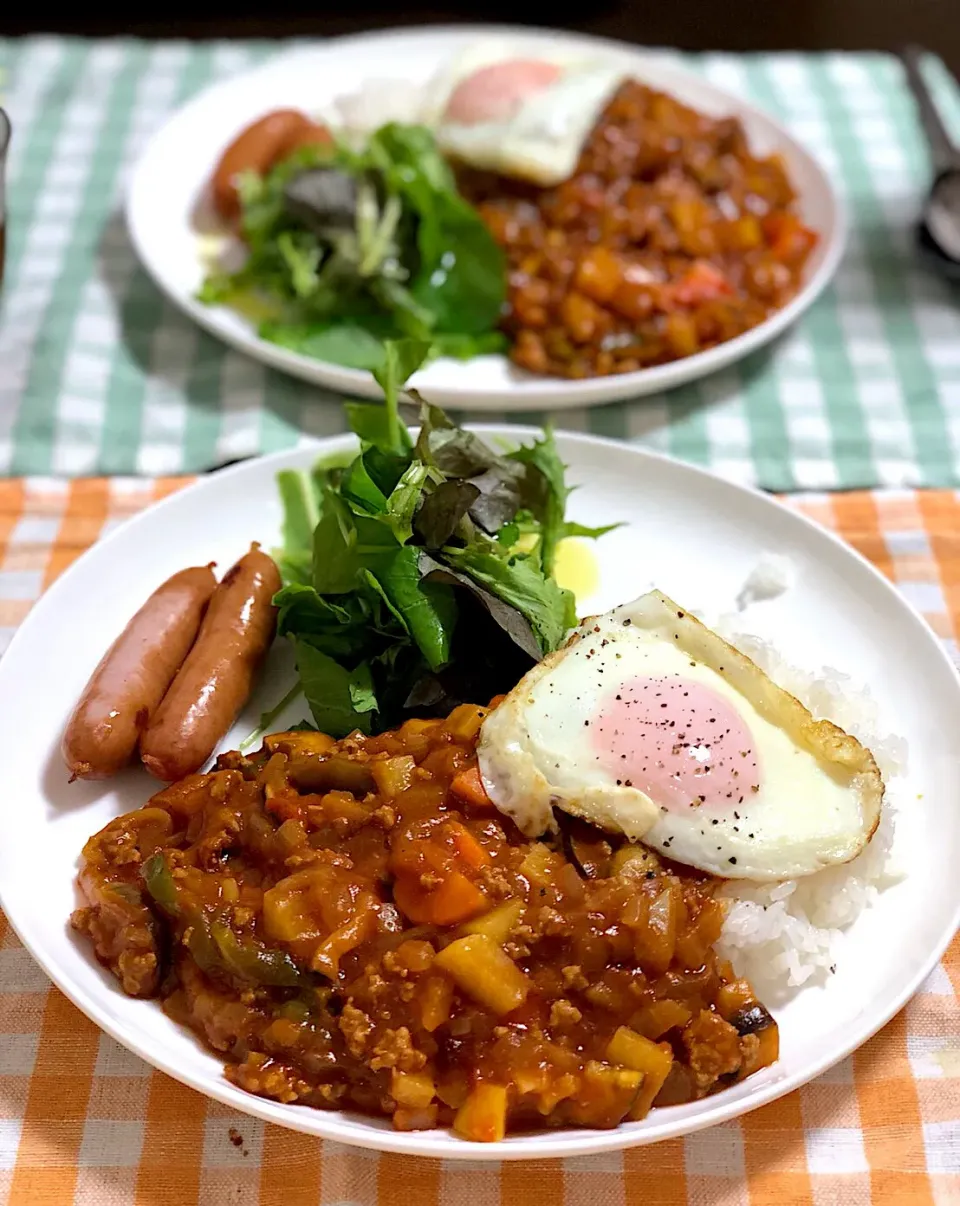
[477,589,885,874]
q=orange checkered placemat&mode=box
[0,478,957,1206]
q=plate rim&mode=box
[0,430,956,1160]
[124,22,847,412]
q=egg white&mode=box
[422,41,627,186]
[478,590,884,881]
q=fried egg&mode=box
[422,42,627,186]
[477,590,884,881]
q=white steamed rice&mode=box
[705,566,906,1001]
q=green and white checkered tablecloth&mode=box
[2,37,960,489]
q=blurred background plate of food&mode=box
[125,25,844,411]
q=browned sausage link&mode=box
[211,109,324,220]
[140,544,281,782]
[62,565,218,781]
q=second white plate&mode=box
[125,24,845,411]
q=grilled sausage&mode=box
[62,565,218,780]
[140,544,281,782]
[211,110,332,220]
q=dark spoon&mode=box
[900,45,960,280]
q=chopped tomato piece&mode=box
[668,261,734,308]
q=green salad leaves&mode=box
[200,124,507,373]
[272,340,616,736]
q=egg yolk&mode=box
[591,675,760,812]
[443,60,562,126]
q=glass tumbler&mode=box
[0,109,9,288]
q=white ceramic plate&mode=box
[0,433,956,1160]
[125,25,845,411]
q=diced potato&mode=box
[715,978,757,1021]
[560,291,605,344]
[519,842,563,886]
[313,790,369,829]
[453,1083,508,1143]
[665,311,698,358]
[261,1016,302,1048]
[419,973,454,1032]
[391,1070,436,1109]
[574,245,624,304]
[459,900,523,946]
[605,1026,674,1120]
[434,935,531,1016]
[397,717,442,737]
[630,999,692,1040]
[371,755,417,801]
[611,845,661,878]
[443,704,488,743]
[669,197,704,235]
[728,214,762,251]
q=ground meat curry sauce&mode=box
[458,80,818,380]
[73,703,778,1141]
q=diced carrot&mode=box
[450,765,494,811]
[762,213,819,264]
[610,278,657,322]
[760,212,789,244]
[727,214,762,251]
[445,820,491,869]
[394,870,488,927]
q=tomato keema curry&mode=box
[73,703,778,1141]
[459,80,818,380]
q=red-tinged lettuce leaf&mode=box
[418,551,543,662]
[414,480,482,549]
[438,545,576,655]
